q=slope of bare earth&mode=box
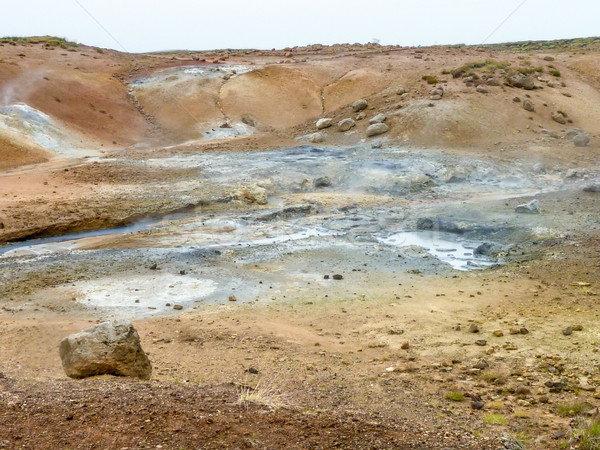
[0,37,599,449]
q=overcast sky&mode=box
[2,0,599,52]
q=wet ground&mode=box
[1,144,596,320]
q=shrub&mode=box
[445,392,465,402]
[483,414,507,425]
[551,70,561,77]
[422,75,438,84]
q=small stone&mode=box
[471,401,485,410]
[352,99,368,112]
[574,133,590,147]
[401,341,410,350]
[149,263,158,270]
[179,270,187,275]
[562,326,573,336]
[442,360,453,367]
[0,372,5,379]
[369,113,387,124]
[475,340,487,346]
[523,99,535,112]
[468,323,480,333]
[551,111,567,125]
[493,330,504,337]
[474,359,489,370]
[314,177,332,188]
[572,325,583,331]
[228,295,237,302]
[173,305,183,310]
[338,118,356,132]
[520,327,529,335]
[323,275,330,279]
[396,87,407,95]
[476,85,488,94]
[332,274,343,280]
[247,367,259,374]
[515,199,540,214]
[509,328,520,335]
[316,118,333,129]
[517,399,531,407]
[366,123,389,137]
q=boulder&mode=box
[352,99,368,112]
[551,111,567,125]
[486,78,501,86]
[369,113,387,124]
[338,118,356,132]
[476,85,489,94]
[523,99,535,112]
[59,321,152,380]
[316,118,333,130]
[366,123,389,137]
[573,133,590,147]
[507,74,535,90]
[515,199,540,214]
[429,87,444,97]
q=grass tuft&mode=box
[445,392,465,402]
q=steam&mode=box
[0,65,48,107]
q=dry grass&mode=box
[237,377,287,410]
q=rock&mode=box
[338,118,356,132]
[366,123,389,137]
[572,324,583,331]
[474,242,498,257]
[523,99,535,112]
[520,327,529,335]
[475,339,487,346]
[416,218,463,234]
[369,113,387,124]
[239,185,268,205]
[515,199,540,214]
[551,111,567,125]
[173,304,183,310]
[583,184,600,193]
[0,372,5,379]
[565,128,582,138]
[474,359,489,370]
[241,114,257,127]
[316,118,333,129]
[429,87,444,97]
[471,401,485,410]
[371,139,382,149]
[307,131,326,143]
[486,78,501,86]
[507,73,535,90]
[59,321,152,380]
[314,177,332,188]
[355,112,366,121]
[396,87,407,95]
[401,341,410,350]
[562,326,573,336]
[352,99,368,112]
[493,330,504,337]
[0,222,4,229]
[469,323,480,333]
[513,97,521,102]
[149,263,158,270]
[332,274,343,280]
[228,295,237,302]
[532,162,546,174]
[573,133,590,147]
[476,85,489,94]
